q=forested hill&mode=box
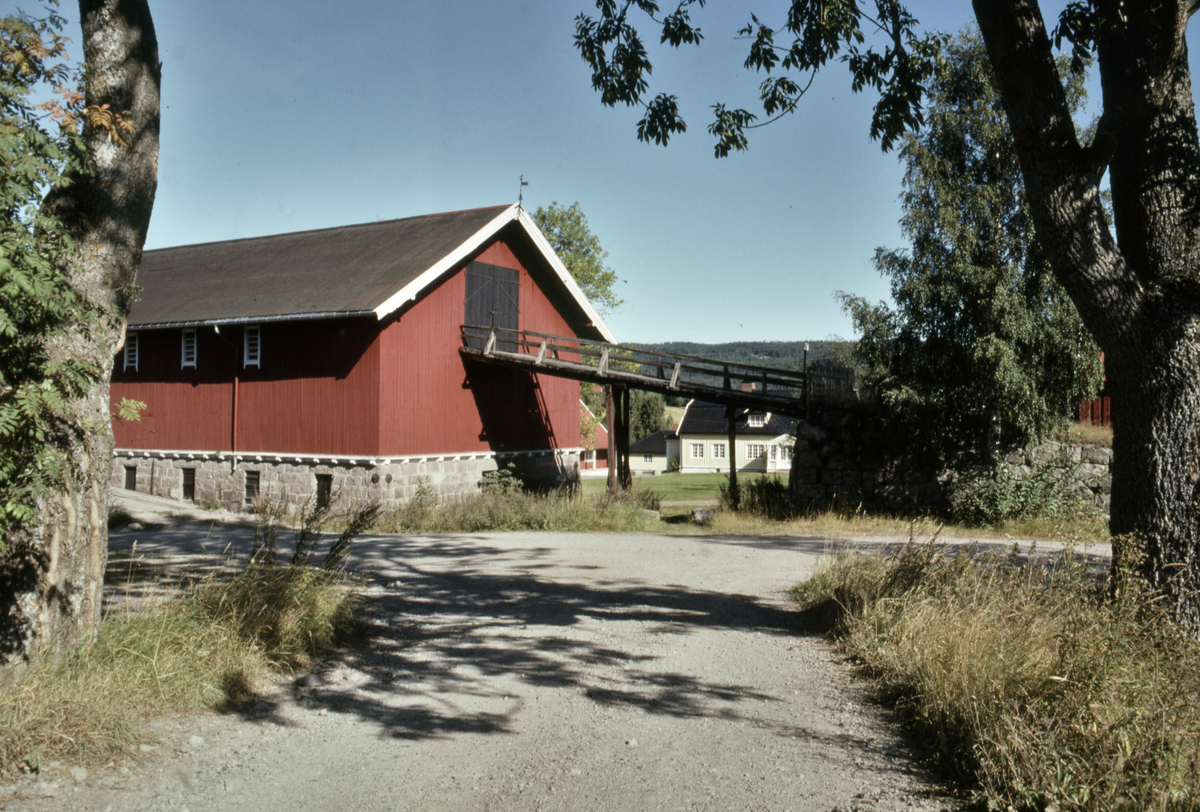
[630,340,842,370]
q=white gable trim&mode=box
[372,204,617,343]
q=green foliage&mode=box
[839,31,1102,465]
[0,3,101,536]
[574,0,943,153]
[481,464,523,495]
[719,475,793,519]
[629,389,667,441]
[949,448,1087,527]
[532,201,623,315]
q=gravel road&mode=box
[3,524,968,812]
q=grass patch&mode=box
[0,504,369,781]
[369,480,659,534]
[793,534,1200,810]
[581,472,788,503]
[1055,420,1114,448]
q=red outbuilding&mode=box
[110,204,615,510]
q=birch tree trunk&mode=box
[0,0,159,664]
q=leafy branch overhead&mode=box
[574,0,943,154]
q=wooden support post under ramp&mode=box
[727,405,739,510]
[606,385,617,496]
[619,385,632,490]
[605,385,632,496]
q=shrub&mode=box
[948,448,1088,526]
[719,475,794,519]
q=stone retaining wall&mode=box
[111,449,580,512]
[788,408,1113,514]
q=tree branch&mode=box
[973,0,1141,351]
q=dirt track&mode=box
[3,524,970,812]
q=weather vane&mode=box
[519,175,529,207]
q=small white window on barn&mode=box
[691,443,704,459]
[244,326,261,368]
[123,331,139,372]
[181,329,197,369]
[747,413,766,428]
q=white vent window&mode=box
[181,329,197,369]
[123,331,139,371]
[244,326,261,368]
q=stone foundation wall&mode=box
[111,449,580,512]
[789,408,1114,514]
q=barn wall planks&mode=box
[113,318,381,456]
[113,235,584,461]
[377,237,581,456]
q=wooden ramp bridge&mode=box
[460,326,851,499]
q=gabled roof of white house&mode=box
[676,400,800,436]
[630,429,678,455]
[128,204,616,342]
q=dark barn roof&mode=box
[677,400,799,436]
[630,429,677,455]
[128,205,616,342]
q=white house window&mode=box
[123,331,139,371]
[691,443,705,459]
[780,446,794,462]
[746,443,765,460]
[181,329,197,369]
[713,443,726,459]
[747,413,766,428]
[770,445,778,461]
[643,454,653,463]
[244,325,261,368]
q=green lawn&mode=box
[581,472,789,502]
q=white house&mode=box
[675,400,796,474]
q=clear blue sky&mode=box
[41,1,1200,344]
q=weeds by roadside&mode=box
[0,500,373,781]
[368,478,658,534]
[1054,420,1113,448]
[793,533,1200,810]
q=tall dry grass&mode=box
[0,503,368,780]
[793,535,1200,810]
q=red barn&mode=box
[110,204,614,510]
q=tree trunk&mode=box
[0,0,159,664]
[975,1,1200,624]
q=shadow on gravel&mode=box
[102,521,1095,802]
[294,556,808,741]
